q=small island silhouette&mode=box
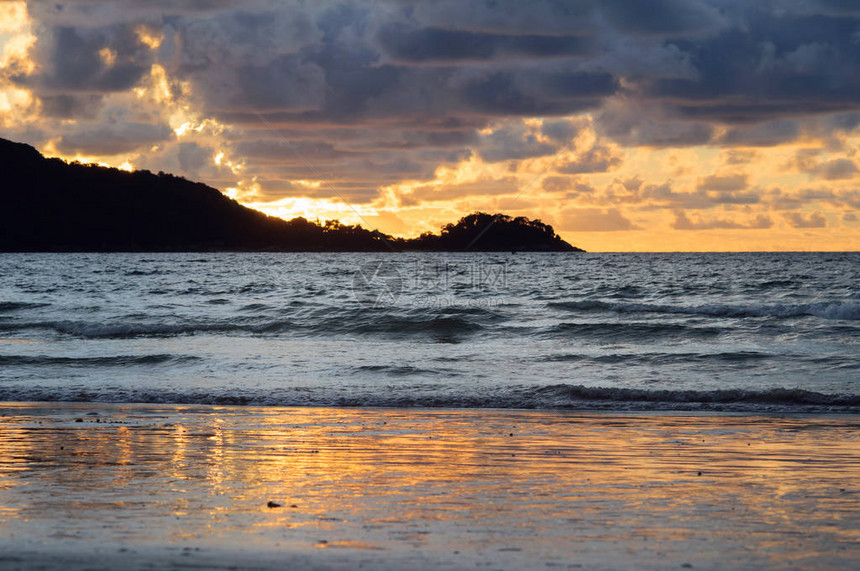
[0,137,582,252]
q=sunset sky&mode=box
[1,0,859,251]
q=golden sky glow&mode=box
[1,0,859,251]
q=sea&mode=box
[0,252,857,413]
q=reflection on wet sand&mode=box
[0,404,858,569]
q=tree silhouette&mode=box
[0,137,583,252]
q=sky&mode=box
[1,0,859,251]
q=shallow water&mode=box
[0,404,857,570]
[0,252,858,412]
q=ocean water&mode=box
[0,252,857,413]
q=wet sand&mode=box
[0,403,858,570]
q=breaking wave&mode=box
[0,354,200,367]
[0,301,50,312]
[549,300,860,321]
[0,384,856,414]
[0,314,488,339]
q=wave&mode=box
[547,321,723,341]
[0,384,856,413]
[353,364,460,376]
[0,354,200,367]
[0,301,50,312]
[545,350,776,365]
[549,300,860,321]
[0,313,487,340]
[51,321,208,338]
[530,385,860,408]
[0,319,257,338]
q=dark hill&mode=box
[0,137,582,252]
[396,213,580,252]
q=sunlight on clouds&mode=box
[135,65,247,180]
[144,64,180,107]
[0,2,29,34]
[368,112,860,251]
[293,179,323,189]
[98,47,116,67]
[0,86,32,116]
[4,0,859,252]
[135,26,164,51]
[0,1,36,127]
[247,196,381,226]
[213,150,241,172]
[128,63,247,182]
[386,154,520,208]
[40,137,135,171]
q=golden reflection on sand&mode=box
[0,404,857,568]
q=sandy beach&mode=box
[0,403,856,570]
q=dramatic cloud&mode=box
[560,208,638,232]
[784,211,827,228]
[56,122,173,155]
[672,211,773,230]
[1,0,859,250]
[810,159,859,181]
[696,174,748,192]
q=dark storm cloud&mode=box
[229,55,326,112]
[717,121,801,147]
[477,122,557,162]
[399,0,597,36]
[598,105,715,147]
[459,71,617,117]
[641,8,860,122]
[541,119,584,143]
[236,139,359,164]
[177,142,214,173]
[17,25,150,93]
[56,122,173,155]
[39,94,103,118]
[378,26,592,63]
[598,0,728,36]
[25,1,860,126]
[594,96,718,148]
[15,0,860,206]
